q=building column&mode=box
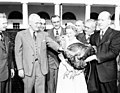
[54,3,63,26]
[114,5,120,30]
[22,2,28,29]
[85,4,91,21]
[60,4,63,26]
[54,3,60,16]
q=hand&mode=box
[69,71,76,79]
[58,46,64,53]
[92,46,97,53]
[11,69,15,78]
[63,70,70,79]
[18,69,24,78]
[84,55,98,63]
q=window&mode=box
[13,23,20,29]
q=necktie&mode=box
[0,32,2,40]
[0,32,4,41]
[100,30,104,39]
[0,33,6,50]
[33,31,36,41]
[56,30,59,36]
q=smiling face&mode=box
[66,28,76,39]
[29,14,41,32]
[97,11,111,30]
[0,18,8,32]
[51,16,61,30]
[75,20,84,34]
[84,19,96,36]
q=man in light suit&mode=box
[47,15,66,93]
[15,14,61,93]
[85,11,120,93]
[0,13,14,93]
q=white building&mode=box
[0,0,120,30]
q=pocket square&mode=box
[42,40,46,42]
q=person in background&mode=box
[46,15,66,93]
[40,18,47,32]
[0,13,14,93]
[76,19,97,93]
[75,20,84,35]
[84,11,120,93]
[76,19,96,45]
[15,13,61,93]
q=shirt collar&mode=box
[29,28,37,37]
[100,26,109,35]
[53,27,62,36]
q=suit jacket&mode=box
[90,27,120,82]
[15,29,60,76]
[0,33,11,81]
[47,27,66,69]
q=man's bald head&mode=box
[29,13,41,24]
[98,11,112,30]
[98,11,111,20]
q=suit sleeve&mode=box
[96,32,120,63]
[15,32,23,70]
[8,40,14,69]
[45,32,60,51]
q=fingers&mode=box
[11,69,15,78]
[18,69,25,78]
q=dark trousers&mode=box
[98,80,117,93]
[0,80,7,93]
[87,61,117,93]
[47,68,58,93]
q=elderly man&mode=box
[0,13,14,93]
[15,13,61,93]
[85,11,120,93]
[76,19,96,44]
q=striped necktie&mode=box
[56,30,59,36]
[33,31,36,41]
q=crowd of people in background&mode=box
[0,10,120,93]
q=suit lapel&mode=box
[95,32,101,46]
[83,34,89,44]
[4,36,9,53]
[24,29,35,51]
[50,29,56,40]
[99,28,112,45]
[60,27,65,35]
[0,40,5,50]
[0,35,9,52]
[37,32,43,50]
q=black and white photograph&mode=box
[0,0,120,93]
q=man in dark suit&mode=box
[0,13,14,93]
[85,11,120,93]
[47,15,66,93]
[15,14,61,93]
[76,19,98,93]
